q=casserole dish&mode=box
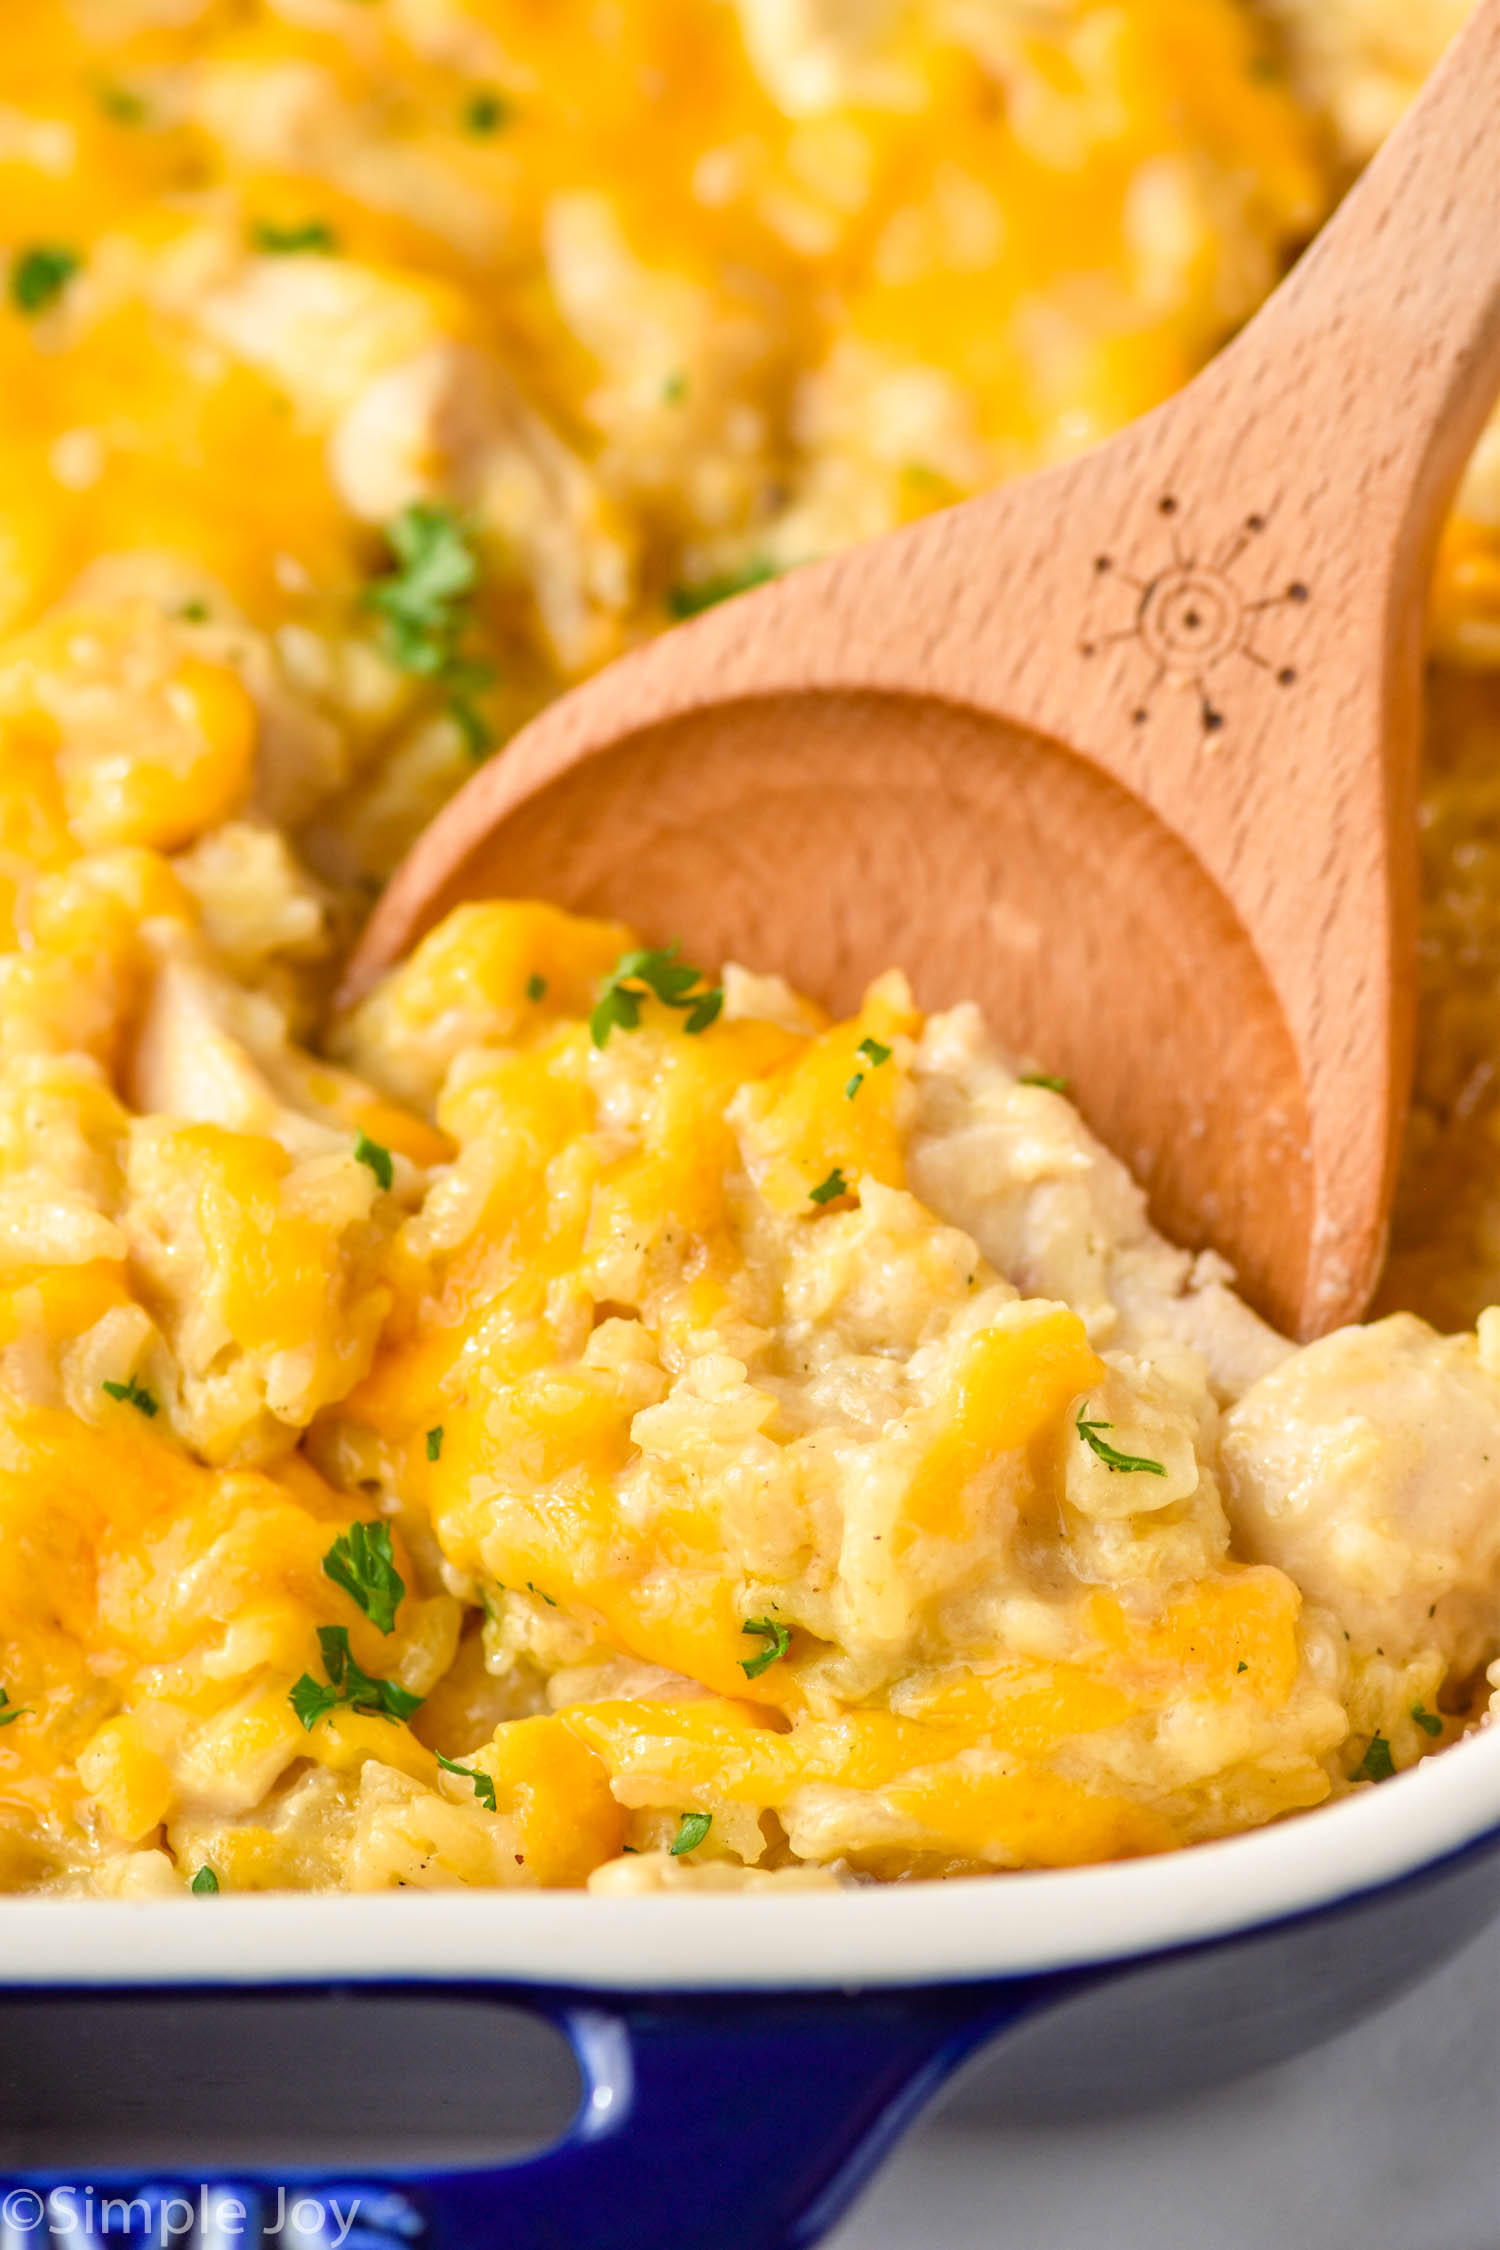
[1,1723,1496,2250]
[0,6,1497,2242]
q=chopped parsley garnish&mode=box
[11,245,82,316]
[1075,1408,1166,1477]
[525,1580,558,1608]
[1411,1704,1443,1738]
[436,1752,497,1811]
[365,504,495,754]
[1236,1661,1249,1674]
[251,218,339,256]
[808,1168,850,1206]
[322,1520,404,1636]
[670,1811,712,1856]
[1353,1732,1396,1784]
[354,1131,394,1191]
[590,943,723,1046]
[661,371,687,405]
[426,1426,444,1462]
[739,1617,790,1680]
[526,973,548,1002]
[666,558,777,619]
[102,1376,159,1419]
[190,1866,220,1895]
[446,672,495,760]
[97,82,147,125]
[367,503,479,672]
[1020,1072,1069,1094]
[290,1626,424,1732]
[845,1035,892,1099]
[462,88,512,135]
[178,600,209,623]
[0,1687,30,1729]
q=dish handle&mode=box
[0,1979,1052,2250]
[380,1981,1046,2250]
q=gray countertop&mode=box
[832,1920,1500,2250]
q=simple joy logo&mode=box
[1,2186,367,2246]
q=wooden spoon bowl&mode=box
[348,3,1500,1340]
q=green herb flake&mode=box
[1075,1408,1167,1477]
[365,505,495,747]
[1236,1661,1249,1674]
[462,88,512,135]
[661,371,687,405]
[448,681,495,760]
[666,558,777,619]
[102,1376,159,1419]
[289,1625,424,1733]
[322,1520,405,1636]
[354,1131,394,1191]
[177,599,209,623]
[739,1617,791,1680]
[808,1168,850,1207]
[367,503,479,675]
[0,1687,30,1729]
[1411,1704,1443,1738]
[1354,1732,1396,1784]
[590,943,723,1047]
[670,1811,712,1857]
[1020,1072,1069,1094]
[288,1673,339,1730]
[436,1751,498,1811]
[526,974,548,1002]
[251,218,339,256]
[96,82,147,125]
[846,1038,894,1099]
[190,1865,220,1895]
[525,1580,558,1609]
[11,245,83,317]
[426,1426,444,1462]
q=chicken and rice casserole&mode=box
[0,0,1498,1898]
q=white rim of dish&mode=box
[0,1722,1496,1993]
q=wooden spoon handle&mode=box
[1203,0,1500,576]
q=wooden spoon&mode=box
[348,3,1500,1340]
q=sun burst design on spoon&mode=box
[1078,495,1310,739]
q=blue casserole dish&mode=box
[0,1719,1495,2248]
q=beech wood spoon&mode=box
[348,3,1500,1340]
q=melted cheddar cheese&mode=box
[0,0,1332,894]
